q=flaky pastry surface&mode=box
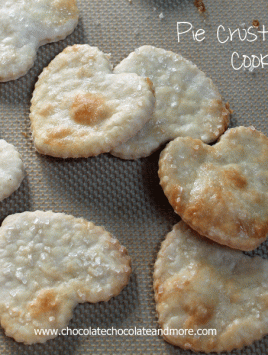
[0,139,25,201]
[111,45,229,159]
[159,126,268,251]
[0,211,131,344]
[0,0,79,82]
[30,45,155,158]
[154,221,268,352]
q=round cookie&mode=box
[159,126,268,251]
[111,45,230,159]
[30,44,155,158]
[154,221,268,352]
[0,139,25,201]
[0,211,131,344]
[0,0,79,82]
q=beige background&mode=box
[0,0,268,354]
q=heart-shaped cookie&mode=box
[0,0,79,82]
[111,45,230,159]
[30,44,155,158]
[154,221,268,352]
[0,211,131,344]
[159,126,268,251]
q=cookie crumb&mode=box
[194,0,206,13]
[252,20,260,28]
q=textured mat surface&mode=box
[0,0,268,354]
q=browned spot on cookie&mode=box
[172,277,215,327]
[224,168,247,189]
[174,272,215,327]
[70,45,80,52]
[38,103,55,117]
[254,223,268,239]
[146,77,155,95]
[71,93,108,126]
[259,294,268,308]
[225,102,233,114]
[205,100,230,136]
[235,219,268,241]
[184,301,214,326]
[154,280,161,296]
[208,99,230,120]
[225,280,241,303]
[229,292,241,303]
[52,0,78,14]
[28,289,59,318]
[47,127,73,139]
[185,292,214,326]
[183,198,209,223]
[167,185,185,215]
[77,67,88,78]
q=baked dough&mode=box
[159,126,268,251]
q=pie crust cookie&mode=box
[111,45,230,159]
[0,211,131,344]
[0,139,25,201]
[0,0,79,82]
[159,126,268,251]
[154,221,268,353]
[30,44,155,158]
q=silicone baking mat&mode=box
[0,0,268,354]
